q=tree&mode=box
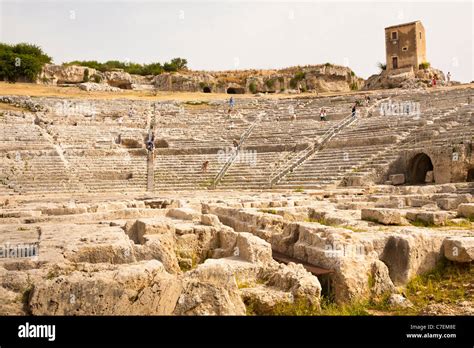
[170,57,187,71]
[377,62,387,72]
[0,42,52,82]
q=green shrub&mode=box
[259,209,278,215]
[289,78,298,89]
[249,81,257,94]
[83,68,89,82]
[290,71,306,89]
[419,62,430,70]
[92,74,102,83]
[272,298,320,316]
[324,62,332,67]
[63,57,187,76]
[0,42,52,82]
[265,78,275,89]
[350,82,359,91]
[294,71,305,80]
[377,62,387,71]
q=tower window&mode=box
[391,31,398,40]
[402,47,408,51]
[419,32,422,39]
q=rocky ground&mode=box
[1,184,472,316]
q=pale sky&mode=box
[1,0,472,82]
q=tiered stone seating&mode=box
[0,86,471,193]
[218,151,293,189]
[341,91,473,184]
[68,149,147,193]
[154,153,220,190]
[273,88,473,189]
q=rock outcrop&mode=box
[443,236,474,263]
[38,63,363,93]
[364,66,446,90]
[39,64,98,85]
[29,260,182,315]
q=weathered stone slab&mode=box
[405,211,448,226]
[458,203,474,218]
[443,237,474,263]
[389,174,405,185]
[361,208,402,225]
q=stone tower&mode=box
[385,21,427,71]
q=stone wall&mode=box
[385,21,426,71]
[384,144,473,184]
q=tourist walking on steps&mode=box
[365,96,371,106]
[228,97,235,114]
[320,108,327,121]
[351,104,357,118]
[201,160,209,173]
[447,72,451,86]
[146,128,155,152]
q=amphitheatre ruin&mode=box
[0,21,473,317]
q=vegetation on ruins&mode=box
[404,260,472,311]
[63,57,188,75]
[289,71,306,89]
[259,209,278,215]
[419,61,431,70]
[265,78,276,89]
[245,259,473,316]
[0,43,52,82]
[92,74,102,83]
[249,81,257,94]
[377,62,387,72]
[83,68,90,82]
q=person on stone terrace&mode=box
[201,160,209,173]
[228,97,235,114]
[320,108,327,121]
[146,130,155,151]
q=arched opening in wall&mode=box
[202,86,211,93]
[467,168,474,182]
[226,87,245,94]
[407,153,434,184]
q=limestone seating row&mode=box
[154,154,221,189]
[276,145,389,188]
[219,151,294,189]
